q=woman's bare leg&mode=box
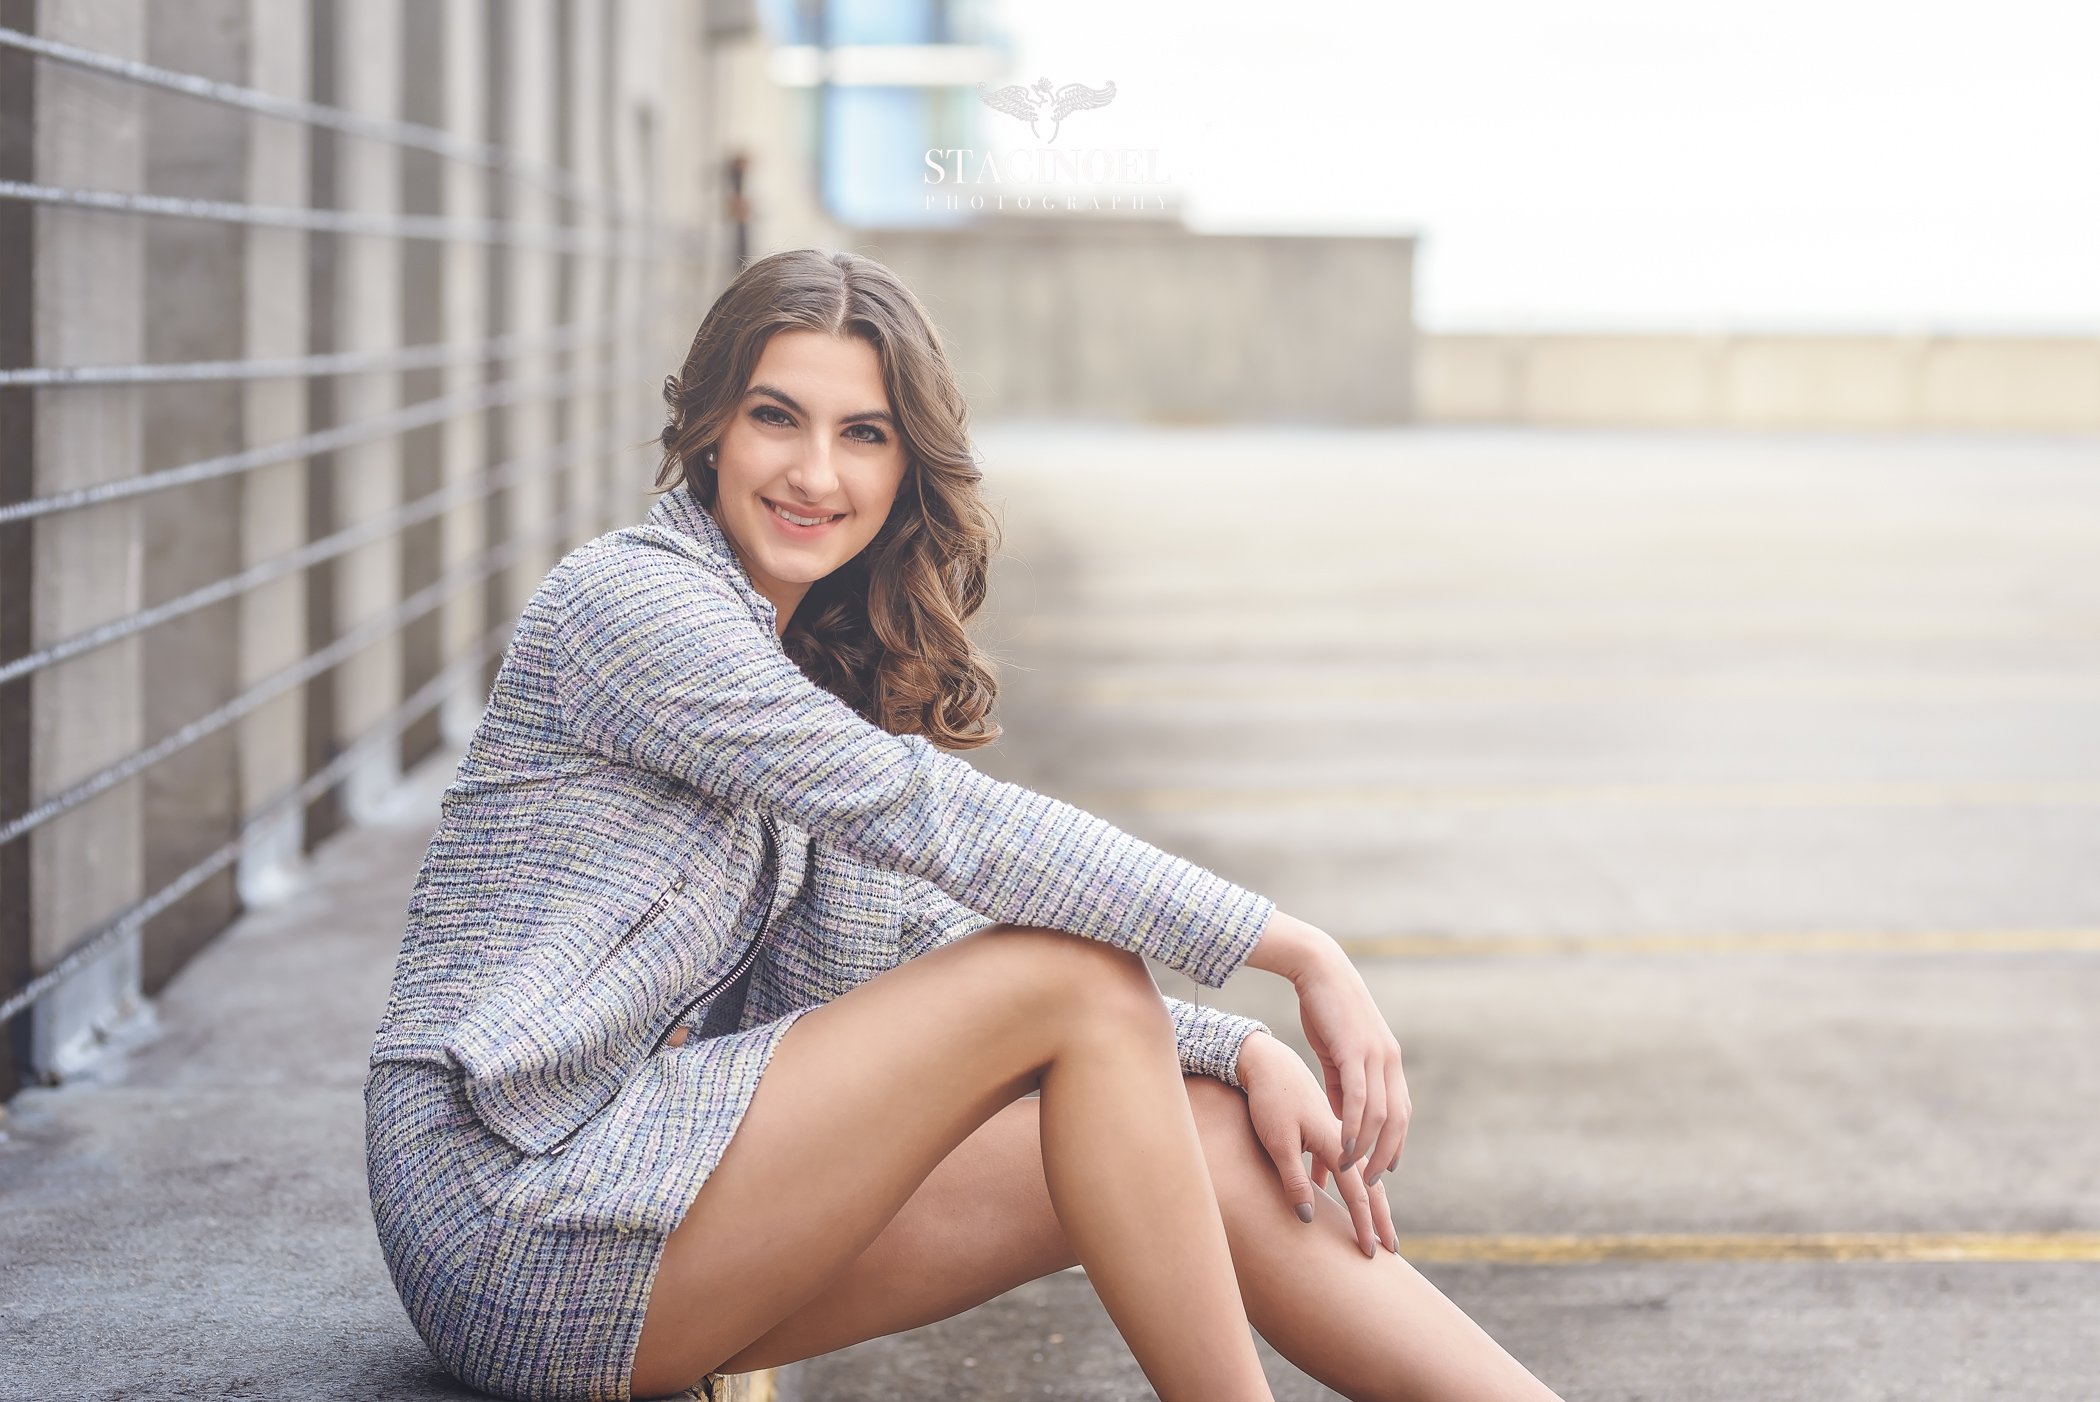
[712,1080,1564,1402]
[630,923,1272,1402]
[1186,1078,1564,1402]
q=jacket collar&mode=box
[645,481,781,635]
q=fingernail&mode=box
[1387,1235,1400,1255]
[1362,1238,1376,1260]
[1343,1137,1356,1158]
[1296,1202,1314,1223]
[1366,1168,1383,1190]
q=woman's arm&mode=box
[1237,907,1339,987]
[551,535,1274,990]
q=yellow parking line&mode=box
[1087,780,2100,811]
[1014,615,2100,645]
[1060,675,2100,705]
[1393,1232,2100,1264]
[1341,928,2100,958]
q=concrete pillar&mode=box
[234,1,312,906]
[562,0,612,538]
[490,0,561,618]
[138,0,251,993]
[1,2,36,1095]
[611,0,685,527]
[306,0,405,841]
[433,0,491,747]
[397,0,450,771]
[24,0,148,1082]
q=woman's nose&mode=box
[786,443,841,495]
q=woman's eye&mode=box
[750,404,885,444]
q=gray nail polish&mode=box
[1366,1168,1384,1190]
[1343,1136,1356,1157]
[1387,1236,1400,1255]
[1296,1202,1314,1223]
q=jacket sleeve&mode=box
[550,536,1275,991]
[897,874,1273,1091]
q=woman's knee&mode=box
[955,924,1169,1036]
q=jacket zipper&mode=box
[546,812,784,1157]
[578,872,686,987]
[650,810,782,1053]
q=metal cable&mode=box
[0,418,648,854]
[0,177,657,257]
[0,619,511,1036]
[0,316,628,388]
[0,324,660,525]
[0,368,660,688]
[0,24,650,226]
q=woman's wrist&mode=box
[1244,907,1341,989]
[1233,1027,1289,1091]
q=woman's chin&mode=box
[751,545,842,585]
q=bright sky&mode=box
[988,0,2100,333]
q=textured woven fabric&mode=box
[365,1058,711,1402]
[364,480,1276,1397]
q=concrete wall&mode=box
[847,219,1417,425]
[2,0,746,1089]
[1421,332,2100,432]
[139,0,256,993]
[19,0,151,1086]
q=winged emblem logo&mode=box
[975,77,1118,144]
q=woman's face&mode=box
[705,330,909,634]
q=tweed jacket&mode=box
[367,482,1276,1190]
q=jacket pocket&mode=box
[438,811,764,1158]
[577,869,687,989]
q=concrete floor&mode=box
[4,426,2095,1400]
[796,425,2100,1399]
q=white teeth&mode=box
[769,501,838,527]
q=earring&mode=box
[705,449,717,466]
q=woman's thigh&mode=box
[711,1073,1262,1376]
[713,1093,1070,1375]
[630,923,1178,1398]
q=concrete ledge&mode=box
[1421,332,2100,430]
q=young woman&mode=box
[364,248,1563,1402]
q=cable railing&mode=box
[0,25,683,234]
[0,422,651,1032]
[0,177,653,256]
[0,16,708,1065]
[0,328,644,524]
[0,359,654,690]
[0,316,626,389]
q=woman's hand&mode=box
[1240,915,1410,1244]
[1238,1029,1401,1258]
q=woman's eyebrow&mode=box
[744,382,895,428]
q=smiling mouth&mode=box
[763,497,845,529]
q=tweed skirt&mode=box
[364,1057,712,1402]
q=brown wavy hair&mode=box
[649,248,1005,750]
